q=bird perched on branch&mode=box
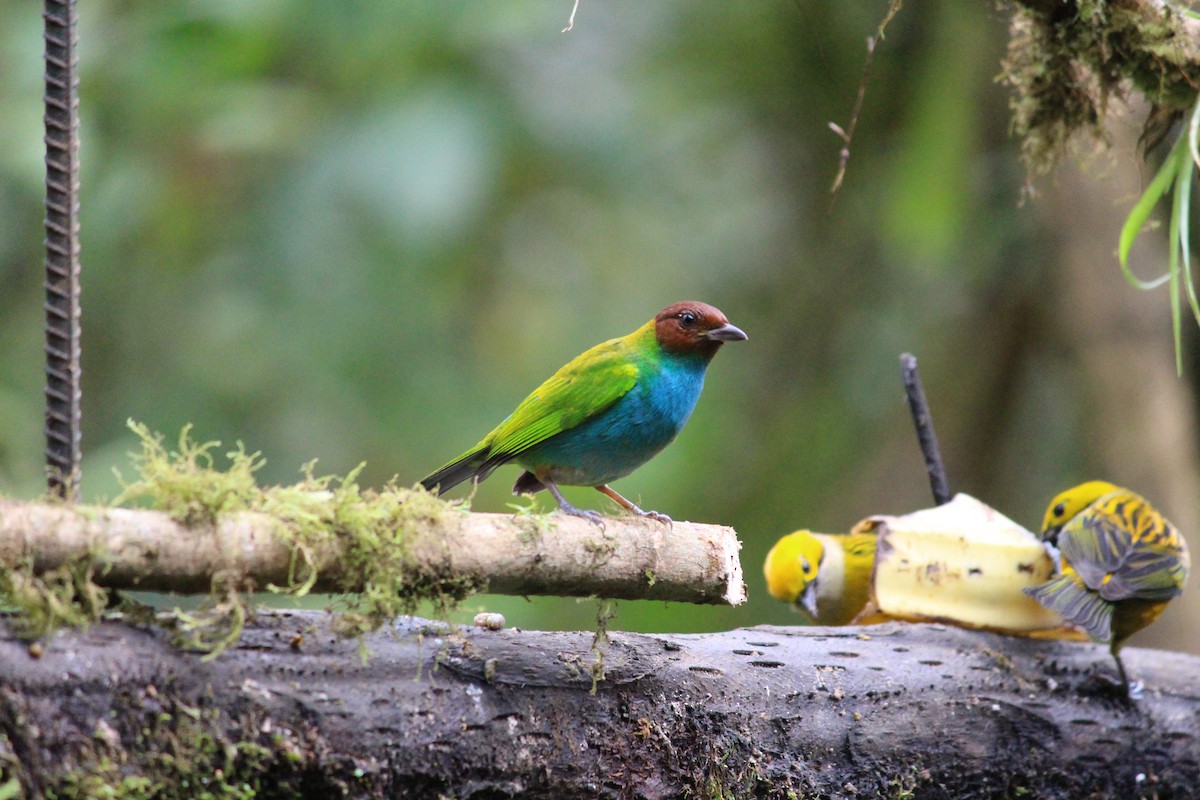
[1024,481,1190,696]
[420,302,746,526]
[763,529,878,625]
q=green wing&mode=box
[1025,575,1115,642]
[1062,510,1187,602]
[480,334,642,462]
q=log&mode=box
[0,500,745,605]
[1,609,1196,799]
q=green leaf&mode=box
[1169,158,1184,375]
[1118,135,1184,291]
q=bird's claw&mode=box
[1081,672,1142,703]
[559,505,606,529]
[634,508,672,527]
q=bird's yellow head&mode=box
[763,530,824,617]
[1041,480,1120,540]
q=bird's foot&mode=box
[629,505,672,527]
[557,503,605,529]
[594,485,671,526]
[540,479,606,528]
[1080,672,1142,704]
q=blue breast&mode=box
[518,355,709,487]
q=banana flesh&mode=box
[860,493,1070,633]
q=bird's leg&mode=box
[541,478,605,528]
[1112,646,1143,701]
[595,485,672,526]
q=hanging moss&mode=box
[0,555,109,640]
[1002,1,1200,177]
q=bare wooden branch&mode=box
[1,609,1197,798]
[0,500,746,605]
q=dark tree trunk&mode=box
[1,609,1197,799]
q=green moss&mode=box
[120,422,484,651]
[40,697,304,800]
[589,598,618,694]
[0,732,21,800]
[1002,1,1200,179]
[0,554,108,640]
[1,421,488,657]
[114,422,265,526]
[321,481,483,639]
[507,495,555,545]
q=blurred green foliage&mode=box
[0,2,1193,640]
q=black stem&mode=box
[43,0,83,501]
[900,353,950,505]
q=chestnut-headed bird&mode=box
[420,302,746,525]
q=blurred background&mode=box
[1,1,1197,653]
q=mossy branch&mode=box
[0,423,744,659]
[0,500,746,606]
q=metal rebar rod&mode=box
[43,0,83,501]
[899,353,951,505]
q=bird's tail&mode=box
[420,445,494,494]
[1024,575,1114,642]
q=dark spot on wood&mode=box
[744,641,779,647]
[749,661,785,668]
[1069,718,1100,726]
[731,649,762,656]
[689,665,723,675]
[918,660,943,666]
[828,651,861,658]
[968,567,982,576]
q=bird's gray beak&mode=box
[705,323,748,342]
[799,581,819,620]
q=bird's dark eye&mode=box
[800,557,811,574]
[678,310,698,327]
[1053,502,1066,519]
